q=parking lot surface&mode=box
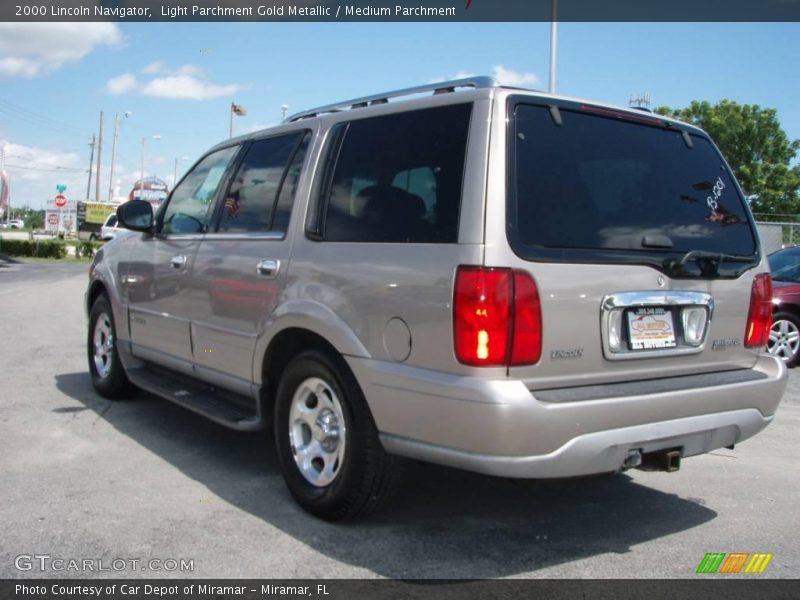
[1,260,798,579]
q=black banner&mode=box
[3,0,800,22]
[2,579,799,600]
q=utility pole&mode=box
[107,112,130,202]
[95,111,104,204]
[107,113,119,202]
[549,0,558,94]
[86,135,96,201]
[0,142,8,221]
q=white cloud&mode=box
[141,61,164,74]
[492,65,539,87]
[106,63,247,100]
[429,66,539,88]
[2,141,83,182]
[142,74,244,100]
[0,23,122,78]
[106,73,138,95]
[174,64,203,77]
[0,139,92,208]
[428,71,476,84]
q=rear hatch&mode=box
[489,95,766,389]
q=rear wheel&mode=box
[274,350,402,520]
[87,295,134,398]
[768,311,800,368]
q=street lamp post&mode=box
[230,102,247,138]
[107,111,131,202]
[0,142,8,222]
[140,134,162,185]
[173,156,189,188]
[549,0,558,94]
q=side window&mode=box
[217,131,308,233]
[160,145,239,235]
[321,103,472,243]
[272,132,310,233]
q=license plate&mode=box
[627,307,676,350]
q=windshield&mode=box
[508,102,758,277]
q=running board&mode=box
[125,365,264,431]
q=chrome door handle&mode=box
[256,259,280,278]
[171,255,187,269]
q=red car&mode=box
[768,246,800,367]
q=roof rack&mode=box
[285,76,499,123]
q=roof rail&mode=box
[285,76,499,123]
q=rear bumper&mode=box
[347,353,786,478]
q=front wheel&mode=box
[768,311,800,368]
[274,350,402,520]
[87,295,134,398]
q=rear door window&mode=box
[216,131,309,234]
[319,103,472,243]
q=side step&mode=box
[126,365,265,431]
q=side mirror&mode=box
[117,201,154,233]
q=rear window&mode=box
[508,102,758,276]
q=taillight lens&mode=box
[510,270,542,365]
[453,266,542,367]
[744,273,773,348]
[453,267,512,366]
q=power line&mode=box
[4,163,87,173]
[0,97,87,136]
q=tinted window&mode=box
[322,103,472,243]
[272,132,310,233]
[161,146,239,235]
[769,248,800,283]
[510,103,757,265]
[217,132,307,233]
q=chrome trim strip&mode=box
[600,290,714,361]
[204,231,285,242]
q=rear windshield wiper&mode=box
[665,250,756,277]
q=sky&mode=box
[1,21,799,211]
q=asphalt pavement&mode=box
[0,260,798,579]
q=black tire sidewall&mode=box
[273,351,372,519]
[87,295,130,398]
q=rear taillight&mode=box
[510,270,542,365]
[453,266,542,367]
[744,273,773,348]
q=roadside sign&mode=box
[56,184,67,194]
[47,213,58,225]
[54,194,67,208]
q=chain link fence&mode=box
[754,214,800,255]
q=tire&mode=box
[87,295,135,398]
[274,350,403,521]
[89,234,97,242]
[768,311,800,368]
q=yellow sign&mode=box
[85,203,116,225]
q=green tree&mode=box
[655,100,800,218]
